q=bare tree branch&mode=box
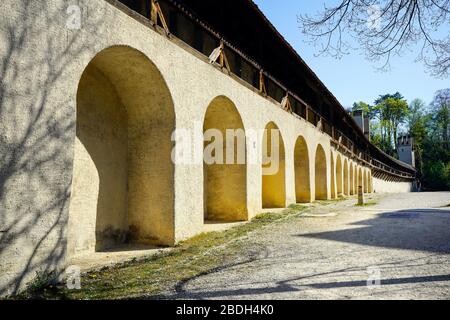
[298,0,450,78]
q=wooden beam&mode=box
[259,70,267,95]
[208,40,231,72]
[151,0,169,35]
[281,93,292,113]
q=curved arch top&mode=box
[202,95,246,130]
[69,45,176,258]
[203,95,247,221]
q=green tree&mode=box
[407,99,428,181]
[352,101,370,116]
[387,97,409,151]
[429,89,450,147]
[369,122,383,150]
[408,89,450,191]
[408,99,427,147]
[352,90,449,191]
[371,93,409,156]
[374,92,404,105]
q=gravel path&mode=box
[160,192,450,300]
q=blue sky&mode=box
[253,0,449,108]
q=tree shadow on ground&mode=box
[152,253,449,300]
[151,208,450,300]
[297,209,450,254]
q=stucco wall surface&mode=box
[373,177,413,194]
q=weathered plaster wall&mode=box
[0,0,91,296]
[0,0,410,295]
[373,177,412,193]
[69,63,129,257]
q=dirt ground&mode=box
[156,192,450,300]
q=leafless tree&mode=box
[299,0,450,78]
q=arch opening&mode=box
[358,167,363,194]
[349,163,354,195]
[68,46,176,258]
[364,171,369,193]
[294,136,311,203]
[262,122,286,208]
[330,153,336,199]
[314,144,328,200]
[343,159,349,196]
[203,96,247,222]
[336,155,343,197]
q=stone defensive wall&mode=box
[0,0,415,295]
